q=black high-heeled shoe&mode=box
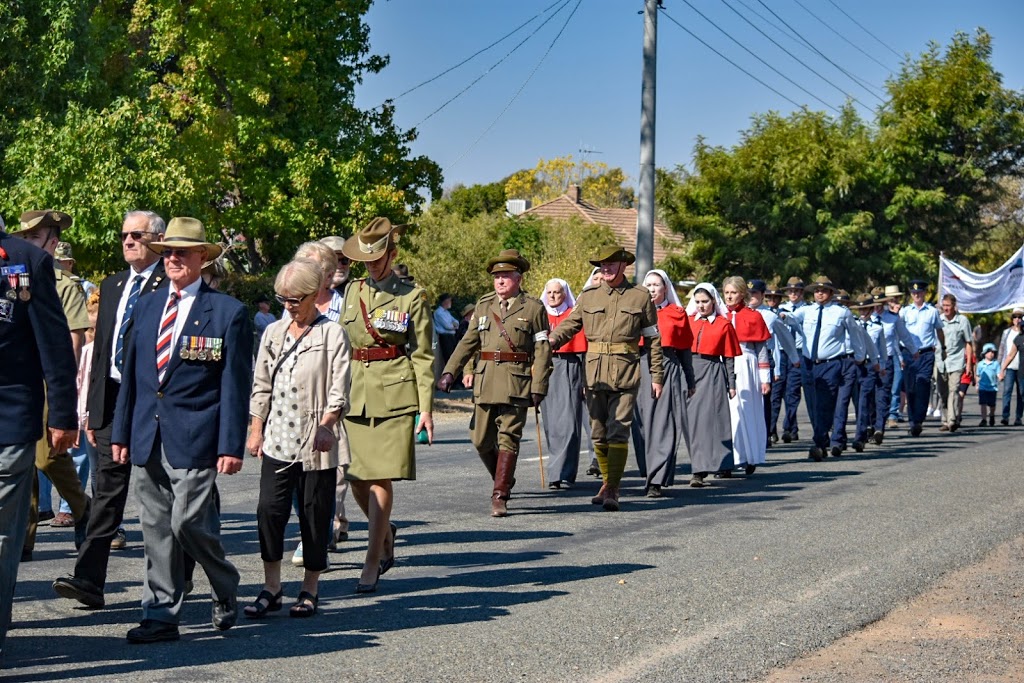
[379,523,398,576]
[355,567,380,594]
[243,589,283,618]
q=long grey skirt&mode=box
[632,348,690,487]
[541,352,587,483]
[686,355,733,474]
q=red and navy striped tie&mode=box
[156,291,180,383]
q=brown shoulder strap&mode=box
[358,280,392,347]
[490,305,519,353]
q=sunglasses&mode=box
[1013,315,1023,319]
[275,293,311,306]
[334,253,351,266]
[120,231,156,242]
[161,247,201,259]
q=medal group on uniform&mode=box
[0,206,1017,660]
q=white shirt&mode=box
[109,261,160,383]
[163,278,203,354]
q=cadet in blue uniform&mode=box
[762,283,790,443]
[899,280,945,436]
[780,276,866,461]
[851,293,889,450]
[778,277,807,443]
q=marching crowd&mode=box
[2,208,1023,661]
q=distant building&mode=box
[512,184,683,269]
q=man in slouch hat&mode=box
[548,246,663,511]
[438,250,551,517]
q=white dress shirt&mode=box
[109,261,160,383]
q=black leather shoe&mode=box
[745,464,756,475]
[782,432,793,443]
[910,425,922,437]
[830,446,843,457]
[809,447,824,461]
[873,431,884,445]
[127,619,180,644]
[212,596,237,631]
[852,441,865,453]
[53,576,105,608]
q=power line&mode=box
[445,0,583,172]
[659,9,808,112]
[724,0,881,106]
[789,0,896,74]
[393,0,568,101]
[825,0,904,61]
[674,0,842,114]
[752,0,882,105]
[733,0,805,46]
[413,0,573,128]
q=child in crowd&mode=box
[976,342,1000,426]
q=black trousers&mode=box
[257,456,334,572]
[73,421,131,589]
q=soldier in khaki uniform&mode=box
[340,217,434,593]
[548,246,663,512]
[438,249,552,518]
[11,211,91,557]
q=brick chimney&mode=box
[566,184,581,204]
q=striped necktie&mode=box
[156,291,180,383]
[114,275,144,373]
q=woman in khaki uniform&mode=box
[340,218,434,593]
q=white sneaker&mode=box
[291,542,304,566]
[932,408,942,418]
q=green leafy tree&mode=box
[438,181,508,218]
[505,155,635,208]
[1,0,442,274]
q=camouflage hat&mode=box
[589,245,635,267]
[486,248,530,274]
[54,242,75,262]
[14,210,72,236]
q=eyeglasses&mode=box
[334,253,351,266]
[161,247,201,259]
[275,293,311,306]
[120,231,156,242]
[1013,315,1023,319]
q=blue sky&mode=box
[357,0,1024,193]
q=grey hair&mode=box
[124,210,166,234]
[275,258,324,298]
[294,241,337,282]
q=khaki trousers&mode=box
[586,389,637,444]
[26,399,89,551]
[936,368,964,427]
[470,404,528,455]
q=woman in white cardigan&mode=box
[246,258,352,618]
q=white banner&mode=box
[938,244,1024,313]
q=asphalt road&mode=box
[6,397,1023,683]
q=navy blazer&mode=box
[86,263,168,429]
[0,231,78,444]
[112,280,253,469]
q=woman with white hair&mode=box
[541,278,587,488]
[685,283,741,487]
[632,270,695,497]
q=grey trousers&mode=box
[0,441,35,660]
[134,443,239,625]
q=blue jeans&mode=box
[0,441,36,659]
[888,354,904,420]
[1002,371,1024,421]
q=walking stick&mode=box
[535,406,546,489]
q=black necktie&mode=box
[811,305,824,361]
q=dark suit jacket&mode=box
[112,280,252,469]
[86,263,168,430]
[0,231,78,444]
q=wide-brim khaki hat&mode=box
[883,284,903,299]
[342,217,407,263]
[783,276,805,291]
[149,217,223,261]
[486,248,531,274]
[809,275,836,292]
[14,210,73,236]
[589,245,635,267]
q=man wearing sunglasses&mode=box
[53,210,168,609]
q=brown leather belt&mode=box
[480,351,529,363]
[352,345,406,362]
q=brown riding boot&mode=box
[491,449,518,517]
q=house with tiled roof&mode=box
[512,184,684,267]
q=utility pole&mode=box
[635,0,659,282]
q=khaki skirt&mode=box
[344,413,416,481]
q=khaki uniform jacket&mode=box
[444,290,552,406]
[250,317,352,471]
[341,274,434,418]
[548,280,664,391]
[55,264,89,332]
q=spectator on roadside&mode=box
[433,294,459,371]
[253,295,277,343]
[456,303,475,343]
[997,308,1024,426]
[977,343,999,426]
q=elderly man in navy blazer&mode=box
[0,213,78,663]
[111,217,252,644]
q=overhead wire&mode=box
[719,0,882,105]
[445,0,583,172]
[673,0,842,114]
[825,0,904,61]
[752,0,883,105]
[412,0,573,128]
[789,0,896,73]
[659,8,808,112]
[392,0,568,101]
